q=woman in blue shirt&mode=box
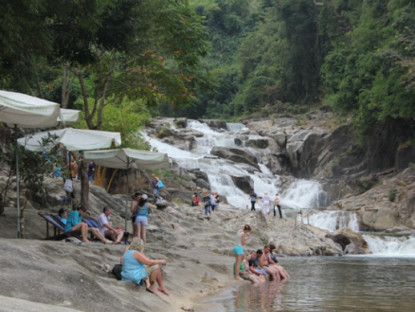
[120,237,169,296]
[65,205,110,244]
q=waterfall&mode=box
[363,235,415,257]
[144,120,328,210]
[308,211,360,232]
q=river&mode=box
[198,256,415,312]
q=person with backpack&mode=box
[202,191,212,216]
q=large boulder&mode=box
[210,146,258,169]
[231,175,253,194]
[203,119,227,130]
[326,227,371,254]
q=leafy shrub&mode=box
[388,188,397,202]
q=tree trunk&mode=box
[80,158,89,210]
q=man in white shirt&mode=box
[97,207,124,244]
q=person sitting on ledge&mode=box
[97,207,124,244]
[120,237,169,296]
[248,250,269,280]
[268,243,290,280]
[234,252,265,284]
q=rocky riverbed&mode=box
[0,176,357,312]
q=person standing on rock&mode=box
[274,193,282,218]
[234,224,251,280]
[249,190,257,211]
[202,191,212,216]
[151,173,162,202]
[262,192,271,215]
[130,192,141,238]
[134,194,157,244]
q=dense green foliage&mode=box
[180,0,414,138]
[0,0,209,142]
[1,0,414,141]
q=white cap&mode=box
[141,194,148,200]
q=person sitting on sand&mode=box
[120,237,169,296]
[130,192,141,238]
[134,194,157,244]
[233,224,251,280]
[58,207,68,225]
[97,207,124,244]
[268,243,290,280]
[65,205,111,244]
[248,250,268,280]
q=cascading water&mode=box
[308,210,360,232]
[143,119,326,210]
[144,119,415,256]
[362,235,415,257]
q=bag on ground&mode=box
[112,264,122,280]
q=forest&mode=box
[1,0,414,143]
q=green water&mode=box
[199,257,415,312]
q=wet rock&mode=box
[327,228,370,254]
[210,146,258,169]
[203,119,227,130]
[230,175,253,194]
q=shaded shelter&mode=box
[17,128,122,211]
[0,90,81,237]
[83,148,169,229]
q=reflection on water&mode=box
[199,257,415,312]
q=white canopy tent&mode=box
[17,128,122,152]
[1,90,81,238]
[84,148,169,229]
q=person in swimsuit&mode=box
[134,194,156,244]
[233,224,251,280]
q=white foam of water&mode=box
[282,180,325,209]
[226,122,248,132]
[363,235,415,257]
[308,211,360,232]
[142,119,326,210]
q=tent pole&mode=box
[124,158,129,231]
[15,125,21,238]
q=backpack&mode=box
[112,264,122,280]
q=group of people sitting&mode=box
[235,245,290,284]
[58,205,124,244]
[233,224,290,284]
